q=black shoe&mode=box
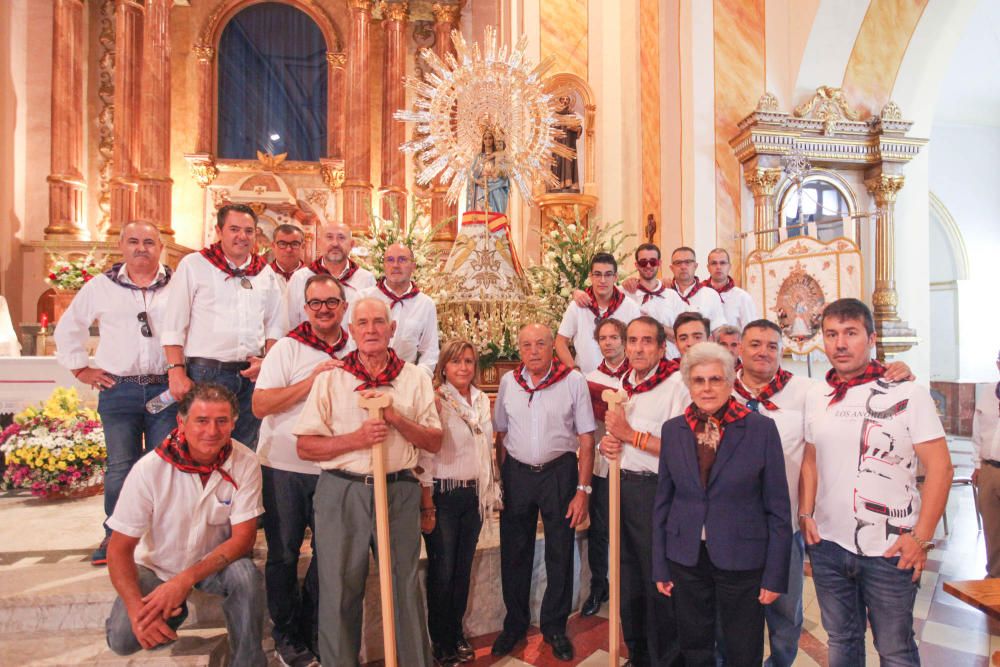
[455,636,474,663]
[432,642,459,667]
[91,535,110,566]
[581,585,608,617]
[491,631,523,657]
[274,636,318,667]
[544,633,574,661]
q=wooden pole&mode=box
[602,389,626,665]
[358,392,398,667]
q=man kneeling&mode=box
[104,383,266,666]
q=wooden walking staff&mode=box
[602,388,627,665]
[358,392,398,667]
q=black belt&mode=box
[984,460,1000,469]
[325,468,417,485]
[433,478,478,492]
[620,469,657,482]
[186,357,251,372]
[507,452,575,473]
[111,374,168,386]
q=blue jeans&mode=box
[186,364,260,450]
[806,539,920,667]
[764,532,804,667]
[97,381,178,534]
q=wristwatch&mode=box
[576,484,592,495]
[910,533,935,552]
[165,363,185,372]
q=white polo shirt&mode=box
[285,262,376,328]
[255,334,353,476]
[358,283,440,376]
[973,383,1000,468]
[712,284,757,331]
[672,281,728,330]
[107,441,264,581]
[557,296,642,374]
[804,377,945,556]
[621,367,687,474]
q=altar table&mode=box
[0,356,97,415]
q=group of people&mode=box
[51,206,955,667]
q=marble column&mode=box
[430,2,461,241]
[342,0,374,232]
[108,0,145,239]
[45,0,87,240]
[380,2,408,223]
[137,0,173,237]
[327,51,347,160]
[184,45,219,189]
[744,166,782,251]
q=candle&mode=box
[40,313,49,330]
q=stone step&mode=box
[0,627,230,666]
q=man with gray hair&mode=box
[711,324,741,357]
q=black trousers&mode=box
[587,474,609,591]
[261,467,319,652]
[422,484,483,651]
[669,543,764,667]
[499,452,578,637]
[620,474,681,667]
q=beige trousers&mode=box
[978,464,1000,578]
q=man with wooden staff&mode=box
[600,316,686,667]
[293,297,442,667]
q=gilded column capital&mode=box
[193,44,215,63]
[864,174,905,206]
[326,51,347,68]
[348,0,373,12]
[380,1,409,22]
[320,161,345,190]
[184,153,218,188]
[744,167,782,197]
[431,2,461,24]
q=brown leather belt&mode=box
[325,468,417,485]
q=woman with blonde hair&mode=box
[420,339,501,665]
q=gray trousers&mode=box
[314,470,432,667]
[105,558,266,666]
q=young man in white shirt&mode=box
[252,274,352,666]
[161,204,287,450]
[268,224,306,286]
[666,247,727,330]
[54,220,177,566]
[104,384,265,666]
[556,252,642,374]
[972,349,1000,577]
[703,248,757,330]
[286,223,376,327]
[359,243,439,376]
[799,299,952,666]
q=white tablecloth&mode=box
[0,357,98,415]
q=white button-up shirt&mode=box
[973,383,1000,468]
[107,441,264,581]
[494,365,596,466]
[621,366,688,474]
[557,296,643,374]
[285,262,376,328]
[160,252,286,362]
[712,285,758,331]
[54,264,173,376]
[673,282,728,330]
[422,383,493,482]
[358,283,440,376]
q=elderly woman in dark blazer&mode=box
[652,341,791,667]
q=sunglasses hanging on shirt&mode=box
[137,311,152,338]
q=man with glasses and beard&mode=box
[55,220,178,566]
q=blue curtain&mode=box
[217,2,328,161]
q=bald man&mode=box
[286,223,376,328]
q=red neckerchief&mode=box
[376,278,420,309]
[308,258,361,283]
[269,259,301,281]
[598,357,630,379]
[340,349,406,391]
[513,359,572,403]
[200,243,266,280]
[702,276,735,294]
[103,263,172,291]
[734,368,793,411]
[672,277,705,305]
[683,397,751,440]
[622,358,679,397]
[637,281,668,304]
[584,286,625,320]
[287,322,348,358]
[155,428,238,489]
[825,360,887,406]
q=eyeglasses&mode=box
[231,271,253,289]
[671,259,696,266]
[690,375,727,389]
[274,240,303,250]
[636,258,660,269]
[137,311,152,338]
[590,271,616,280]
[385,256,411,265]
[306,297,343,311]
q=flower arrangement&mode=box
[354,202,447,288]
[1,387,106,498]
[46,249,106,291]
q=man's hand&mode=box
[883,533,928,582]
[973,468,980,486]
[136,576,191,627]
[75,367,116,390]
[309,359,342,381]
[167,368,193,402]
[799,515,821,545]
[572,289,592,308]
[656,581,673,597]
[884,361,915,382]
[240,355,264,381]
[599,435,623,461]
[355,418,389,448]
[128,606,179,650]
[759,589,779,605]
[605,409,633,443]
[421,507,437,534]
[565,490,589,528]
[621,277,639,294]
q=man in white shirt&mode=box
[286,223,376,327]
[712,324,741,358]
[252,274,351,666]
[360,243,439,375]
[54,220,177,566]
[294,297,443,667]
[799,299,952,666]
[268,224,306,286]
[600,316,686,666]
[703,248,757,330]
[972,350,1000,577]
[104,384,265,666]
[161,204,287,450]
[667,247,727,330]
[556,252,642,374]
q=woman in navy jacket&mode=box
[652,342,791,667]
